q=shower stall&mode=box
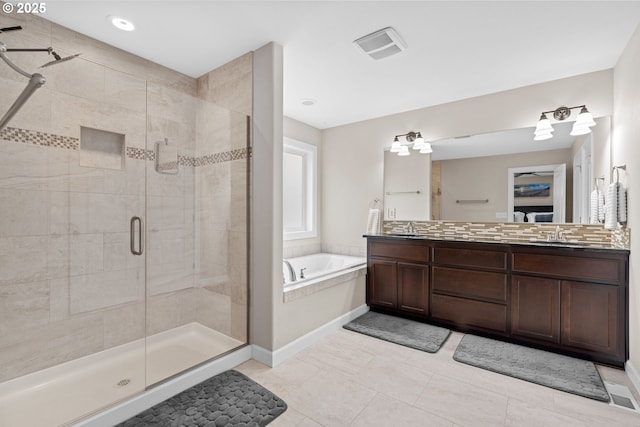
[0,27,250,426]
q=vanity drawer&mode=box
[431,294,507,333]
[432,245,507,271]
[512,253,622,284]
[369,240,429,263]
[432,266,507,303]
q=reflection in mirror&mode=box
[383,149,430,221]
[382,116,610,224]
[508,163,566,223]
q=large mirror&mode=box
[382,116,611,224]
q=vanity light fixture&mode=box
[534,105,596,140]
[390,131,432,156]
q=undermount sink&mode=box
[528,239,591,247]
[386,232,421,237]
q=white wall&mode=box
[613,24,640,377]
[322,70,613,255]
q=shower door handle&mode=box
[130,216,144,256]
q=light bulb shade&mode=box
[534,131,553,141]
[390,138,401,152]
[574,107,596,128]
[412,133,426,150]
[419,142,433,154]
[398,145,410,156]
[534,114,553,134]
[570,122,592,136]
[412,139,426,150]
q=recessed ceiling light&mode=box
[301,98,316,106]
[108,15,135,32]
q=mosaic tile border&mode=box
[2,126,250,167]
[383,220,630,249]
[0,126,79,150]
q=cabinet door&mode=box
[398,262,428,315]
[561,280,621,357]
[367,258,397,308]
[511,275,561,343]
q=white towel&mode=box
[604,183,617,230]
[367,208,380,234]
[617,182,627,223]
[589,189,606,224]
[598,190,605,222]
[589,189,599,224]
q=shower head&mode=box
[39,51,80,68]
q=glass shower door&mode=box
[144,84,249,386]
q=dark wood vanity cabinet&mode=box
[365,236,629,366]
[511,249,627,365]
[367,239,429,316]
[510,275,560,343]
[430,242,509,334]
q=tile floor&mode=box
[236,329,640,426]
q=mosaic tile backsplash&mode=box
[5,126,249,166]
[383,220,630,249]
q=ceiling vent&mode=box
[353,27,407,60]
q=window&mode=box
[283,137,317,240]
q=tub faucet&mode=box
[300,267,306,279]
[283,260,296,282]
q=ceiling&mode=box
[17,1,640,132]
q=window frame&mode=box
[283,137,318,240]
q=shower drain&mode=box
[116,379,131,387]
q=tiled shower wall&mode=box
[0,12,250,381]
[196,53,252,343]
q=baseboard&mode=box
[72,346,252,427]
[626,360,640,397]
[252,304,369,368]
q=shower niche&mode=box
[79,126,126,170]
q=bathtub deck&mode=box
[0,323,242,427]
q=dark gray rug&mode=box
[343,311,450,353]
[117,370,287,426]
[453,334,610,402]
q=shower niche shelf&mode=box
[80,126,125,170]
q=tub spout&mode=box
[283,260,296,282]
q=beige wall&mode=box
[251,42,283,351]
[440,149,572,222]
[613,24,640,375]
[322,70,613,256]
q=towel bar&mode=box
[456,199,489,204]
[385,190,420,195]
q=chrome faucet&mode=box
[547,225,566,242]
[405,221,416,233]
[300,267,307,279]
[283,260,296,283]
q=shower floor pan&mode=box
[0,322,243,427]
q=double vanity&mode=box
[364,234,629,367]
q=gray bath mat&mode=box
[343,311,450,353]
[117,370,287,426]
[453,334,610,402]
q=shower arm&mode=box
[0,42,47,131]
